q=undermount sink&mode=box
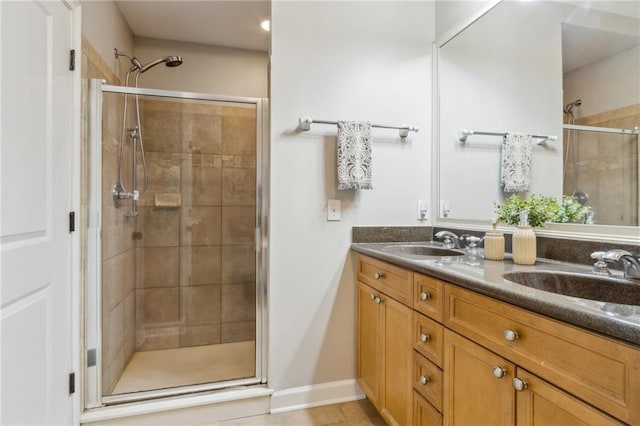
[381,244,464,257]
[503,271,640,305]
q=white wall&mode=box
[434,0,492,40]
[133,37,268,97]
[269,0,434,397]
[564,45,640,118]
[81,0,134,78]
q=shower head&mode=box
[563,99,582,114]
[139,55,184,73]
[114,48,143,71]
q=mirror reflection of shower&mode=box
[112,48,183,217]
[563,98,589,206]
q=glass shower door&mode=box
[85,80,267,406]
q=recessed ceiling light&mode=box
[261,20,270,32]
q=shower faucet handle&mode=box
[132,190,140,201]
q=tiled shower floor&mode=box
[112,341,255,394]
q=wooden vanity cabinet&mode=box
[356,253,638,425]
[444,329,623,426]
[444,285,639,425]
[357,255,413,426]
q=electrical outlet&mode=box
[440,200,450,218]
[417,200,429,220]
[328,199,341,221]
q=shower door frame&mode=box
[84,79,269,409]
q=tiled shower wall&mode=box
[135,98,257,351]
[81,37,137,395]
[563,104,639,226]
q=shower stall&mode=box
[562,100,639,226]
[84,77,268,407]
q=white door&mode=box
[1,1,75,424]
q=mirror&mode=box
[436,0,640,238]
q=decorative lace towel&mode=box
[501,132,532,192]
[337,121,373,190]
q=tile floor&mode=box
[210,399,385,426]
[112,341,255,394]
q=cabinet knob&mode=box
[374,297,382,304]
[420,375,430,385]
[420,291,431,301]
[373,272,383,280]
[491,365,507,379]
[420,333,430,343]
[370,293,376,300]
[512,377,528,392]
[504,329,520,342]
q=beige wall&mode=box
[81,0,134,80]
[133,37,268,98]
[269,1,434,397]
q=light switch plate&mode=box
[328,199,341,221]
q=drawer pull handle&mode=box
[374,297,382,304]
[420,291,431,301]
[370,293,376,300]
[420,333,430,343]
[420,375,430,385]
[373,272,383,280]
[492,365,507,379]
[504,329,520,342]
[512,378,528,392]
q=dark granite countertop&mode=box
[351,242,640,347]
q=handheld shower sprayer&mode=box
[112,48,184,217]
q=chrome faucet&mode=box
[434,231,461,249]
[601,249,640,279]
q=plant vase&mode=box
[512,225,536,265]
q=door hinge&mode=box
[69,372,75,394]
[69,49,76,71]
[69,211,75,233]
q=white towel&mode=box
[501,132,532,192]
[337,121,373,190]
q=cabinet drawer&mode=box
[414,312,444,368]
[358,254,412,306]
[444,285,640,425]
[414,273,444,322]
[414,391,443,426]
[413,351,443,412]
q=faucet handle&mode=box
[590,251,611,276]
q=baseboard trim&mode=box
[270,379,365,414]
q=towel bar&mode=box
[458,129,557,145]
[299,117,418,142]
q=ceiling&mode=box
[562,23,639,73]
[116,1,271,52]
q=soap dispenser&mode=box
[512,211,536,265]
[484,219,505,261]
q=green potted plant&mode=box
[494,194,560,265]
[555,195,589,223]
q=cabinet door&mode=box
[515,368,624,426]
[381,293,413,426]
[444,330,515,426]
[414,391,443,426]
[357,282,381,407]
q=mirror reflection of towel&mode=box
[501,132,531,192]
[337,121,373,190]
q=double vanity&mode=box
[352,240,640,425]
